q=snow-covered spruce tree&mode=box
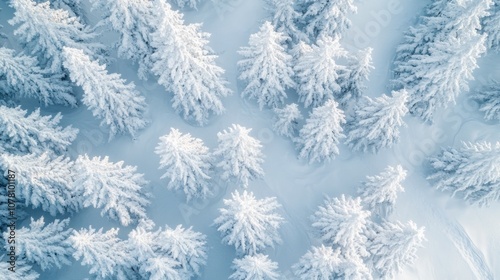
[428,142,500,206]
[127,221,184,279]
[337,47,374,106]
[214,190,284,255]
[127,220,207,278]
[470,80,500,120]
[0,105,78,155]
[8,217,73,270]
[160,225,207,277]
[369,220,425,279]
[9,0,104,73]
[296,99,346,164]
[213,124,264,187]
[0,47,76,106]
[70,227,135,279]
[312,195,370,258]
[273,103,303,138]
[238,21,295,109]
[63,47,148,141]
[0,258,39,280]
[89,0,156,79]
[298,0,357,40]
[155,128,211,201]
[294,36,347,108]
[230,254,280,280]
[345,89,409,154]
[359,165,407,220]
[73,154,149,226]
[292,245,342,280]
[0,152,79,215]
[406,36,486,122]
[483,0,500,51]
[265,0,306,43]
[393,0,491,122]
[395,0,491,68]
[151,0,231,125]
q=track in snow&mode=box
[431,206,494,280]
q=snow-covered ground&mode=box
[1,0,499,279]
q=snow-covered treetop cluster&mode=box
[1,0,499,278]
[294,165,426,280]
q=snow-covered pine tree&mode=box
[0,152,79,215]
[292,245,342,280]
[73,154,150,226]
[9,217,73,270]
[160,225,207,277]
[70,227,135,279]
[296,99,346,163]
[213,124,265,187]
[230,254,280,280]
[0,47,76,106]
[345,89,409,154]
[273,103,303,138]
[127,219,159,263]
[0,258,39,280]
[395,0,490,68]
[406,35,486,122]
[299,0,357,40]
[9,0,104,73]
[63,47,148,141]
[155,128,212,201]
[89,0,156,79]
[393,0,457,75]
[311,195,370,258]
[369,220,425,279]
[238,21,295,109]
[265,0,306,42]
[428,141,500,206]
[337,47,374,106]
[214,190,284,254]
[151,0,231,125]
[294,36,348,108]
[127,220,207,279]
[393,0,491,122]
[359,165,407,220]
[127,221,184,279]
[484,0,500,51]
[0,105,78,155]
[470,80,500,120]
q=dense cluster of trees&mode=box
[1,0,498,278]
[294,165,425,280]
[393,0,492,122]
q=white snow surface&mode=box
[1,0,500,279]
